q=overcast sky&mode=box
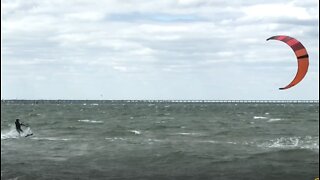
[1,0,319,100]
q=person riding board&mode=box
[15,119,28,135]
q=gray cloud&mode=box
[1,0,318,100]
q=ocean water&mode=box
[1,101,319,180]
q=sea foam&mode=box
[258,136,319,152]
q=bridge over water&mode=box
[1,100,319,104]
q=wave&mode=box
[129,130,141,135]
[258,136,319,152]
[100,135,318,153]
[196,136,318,152]
[1,125,33,140]
[78,119,103,123]
[267,118,283,122]
[30,137,71,141]
[253,116,268,119]
[175,132,204,136]
[198,140,242,145]
[253,116,284,122]
[105,137,127,141]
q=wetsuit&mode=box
[15,120,24,134]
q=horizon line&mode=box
[1,99,319,102]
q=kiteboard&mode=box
[21,126,34,138]
[25,133,33,137]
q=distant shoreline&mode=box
[1,99,319,104]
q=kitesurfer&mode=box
[15,119,28,135]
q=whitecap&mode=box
[78,119,103,123]
[147,138,162,142]
[253,116,268,119]
[129,130,141,135]
[201,140,241,145]
[1,125,33,140]
[1,129,19,140]
[258,136,319,152]
[175,132,203,136]
[267,118,283,122]
[105,137,127,141]
[226,141,238,145]
[199,140,218,144]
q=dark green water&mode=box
[1,101,319,180]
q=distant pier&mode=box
[1,99,319,104]
[114,100,319,104]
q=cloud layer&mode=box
[1,0,319,100]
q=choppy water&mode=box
[1,101,319,180]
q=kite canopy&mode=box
[266,35,309,90]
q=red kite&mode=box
[267,35,309,90]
